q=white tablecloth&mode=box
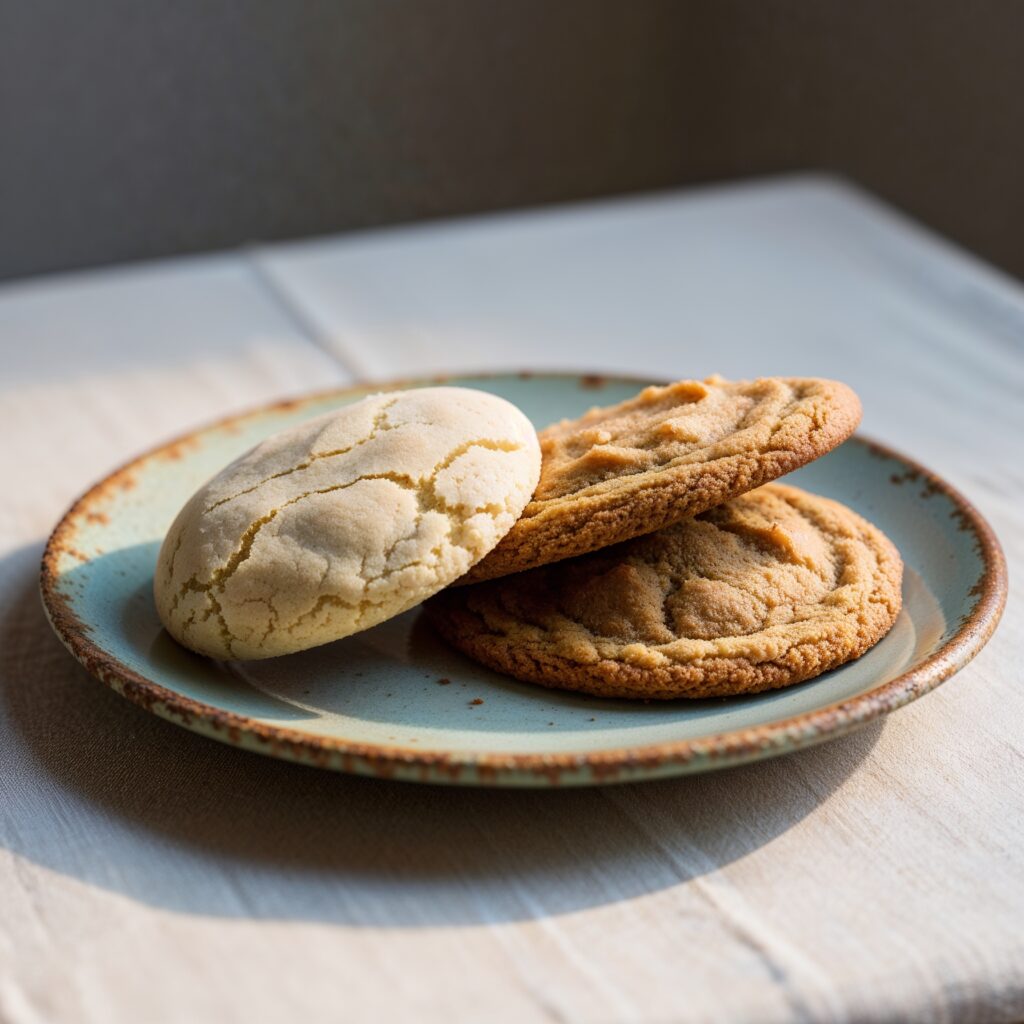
[1,176,1021,1023]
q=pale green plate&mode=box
[41,373,1006,786]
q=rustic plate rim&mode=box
[39,371,1008,781]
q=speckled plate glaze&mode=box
[41,373,1006,787]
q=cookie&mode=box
[155,387,541,659]
[428,483,902,699]
[464,376,861,582]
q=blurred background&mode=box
[3,0,1024,282]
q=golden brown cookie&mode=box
[464,376,862,582]
[429,483,902,699]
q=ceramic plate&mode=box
[41,373,1006,786]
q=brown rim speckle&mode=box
[39,372,1008,786]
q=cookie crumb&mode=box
[437,677,451,685]
[469,698,483,706]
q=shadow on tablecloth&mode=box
[0,542,881,926]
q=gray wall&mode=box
[2,1,1023,281]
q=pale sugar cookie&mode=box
[155,387,541,659]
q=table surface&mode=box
[1,174,1021,1024]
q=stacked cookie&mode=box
[427,375,902,699]
[155,376,902,700]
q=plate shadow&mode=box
[5,542,881,927]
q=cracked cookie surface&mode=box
[465,376,862,581]
[429,483,902,699]
[154,387,541,659]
